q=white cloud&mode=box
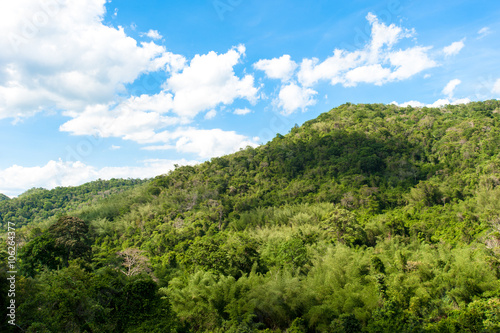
[388,47,437,81]
[443,39,465,57]
[493,79,500,96]
[253,55,298,81]
[366,12,414,62]
[297,50,362,87]
[451,98,472,105]
[0,158,198,197]
[165,45,258,118]
[59,92,188,143]
[477,27,491,39]
[296,13,436,88]
[344,64,391,86]
[144,29,162,40]
[143,128,259,158]
[392,97,471,108]
[154,51,187,73]
[0,0,180,120]
[170,128,259,158]
[442,79,461,98]
[277,83,317,115]
[204,109,217,119]
[61,100,259,158]
[59,45,259,149]
[392,79,470,107]
[110,145,121,150]
[234,108,251,115]
[423,99,452,108]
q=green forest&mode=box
[2,101,500,332]
[0,178,146,229]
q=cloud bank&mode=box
[254,13,439,115]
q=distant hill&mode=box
[0,193,9,201]
[0,178,146,229]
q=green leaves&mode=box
[0,178,144,230]
[8,101,500,331]
[18,215,92,277]
[179,233,260,278]
[18,233,63,277]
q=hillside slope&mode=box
[144,100,500,243]
[2,101,500,332]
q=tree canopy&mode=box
[2,101,500,332]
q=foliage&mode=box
[0,178,145,230]
[3,101,500,332]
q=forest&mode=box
[1,100,500,332]
[0,178,146,230]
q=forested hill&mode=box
[2,101,500,332]
[0,178,146,230]
[145,99,500,242]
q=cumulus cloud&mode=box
[344,64,391,86]
[0,158,198,197]
[265,14,437,114]
[60,45,258,136]
[443,39,465,57]
[253,55,298,82]
[142,128,259,158]
[144,29,162,40]
[59,92,187,143]
[0,0,180,119]
[0,1,254,121]
[297,51,359,87]
[366,12,414,62]
[59,44,260,156]
[277,83,317,115]
[168,128,258,158]
[164,45,258,118]
[63,106,260,158]
[388,46,437,81]
[295,13,436,88]
[442,79,461,98]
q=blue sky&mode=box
[0,0,499,197]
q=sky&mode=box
[0,0,499,197]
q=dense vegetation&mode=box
[0,178,146,230]
[0,194,9,202]
[2,101,500,332]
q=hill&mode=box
[0,178,146,230]
[1,101,500,332]
[0,193,9,202]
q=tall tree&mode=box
[48,216,92,265]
